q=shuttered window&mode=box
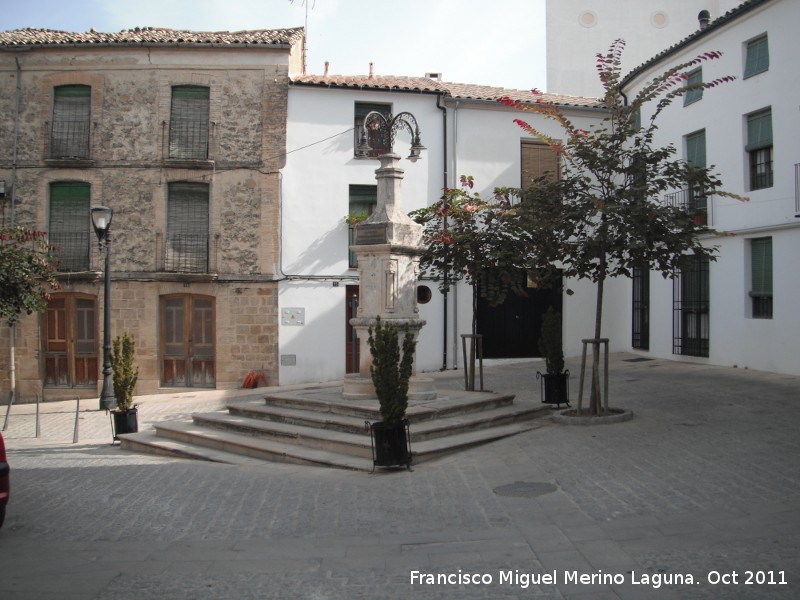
[685,130,707,222]
[747,109,773,190]
[49,182,91,271]
[348,184,377,268]
[166,182,209,272]
[51,85,91,159]
[750,237,773,319]
[521,140,560,188]
[673,254,710,357]
[744,35,769,78]
[683,68,703,106]
[169,86,210,159]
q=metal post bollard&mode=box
[35,393,41,438]
[73,397,80,444]
[2,390,13,431]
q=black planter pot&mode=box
[112,407,138,440]
[368,419,412,471]
[537,370,570,408]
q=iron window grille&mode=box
[672,254,710,357]
[49,85,91,159]
[631,265,650,350]
[168,86,210,160]
[354,102,391,158]
[163,182,211,273]
[747,109,773,191]
[49,182,91,272]
[664,187,708,225]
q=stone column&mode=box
[342,153,436,400]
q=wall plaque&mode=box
[356,223,387,245]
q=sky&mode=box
[1,0,548,91]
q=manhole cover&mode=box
[623,357,655,363]
[493,481,558,498]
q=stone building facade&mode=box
[0,27,304,402]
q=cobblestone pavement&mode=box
[1,354,798,599]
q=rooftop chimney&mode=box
[369,62,374,79]
[698,10,711,30]
[425,72,442,80]
[324,61,329,79]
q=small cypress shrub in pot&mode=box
[367,317,417,469]
[537,307,570,407]
[111,332,139,438]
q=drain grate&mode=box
[623,357,655,363]
[493,481,558,498]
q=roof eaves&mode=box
[620,0,774,88]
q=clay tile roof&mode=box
[0,26,304,48]
[291,74,602,109]
[291,74,447,93]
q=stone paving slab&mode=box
[0,354,799,598]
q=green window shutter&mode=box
[746,109,772,152]
[744,35,769,78]
[49,182,91,271]
[348,185,377,267]
[686,130,706,169]
[751,237,773,296]
[167,182,210,272]
[51,85,91,158]
[169,86,210,159]
[684,68,703,106]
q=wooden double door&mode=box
[160,294,216,387]
[44,294,98,388]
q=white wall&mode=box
[618,0,800,375]
[546,0,742,97]
[280,86,446,384]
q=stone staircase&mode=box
[120,386,550,471]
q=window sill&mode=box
[55,270,102,282]
[163,159,215,169]
[45,158,95,168]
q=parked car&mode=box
[0,431,8,528]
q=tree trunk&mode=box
[590,256,606,415]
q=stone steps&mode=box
[119,386,550,470]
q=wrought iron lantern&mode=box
[355,111,426,162]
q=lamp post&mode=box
[355,111,426,161]
[91,206,114,411]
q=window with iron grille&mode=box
[631,265,650,350]
[49,182,91,271]
[354,102,391,158]
[673,254,709,357]
[169,86,210,160]
[747,109,773,190]
[348,184,377,268]
[166,182,209,272]
[744,34,769,78]
[50,85,91,159]
[750,237,772,319]
[685,130,708,224]
[683,68,703,106]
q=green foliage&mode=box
[368,317,416,424]
[112,332,139,411]
[409,176,536,333]
[538,307,565,376]
[499,39,743,414]
[0,227,60,326]
[344,211,369,226]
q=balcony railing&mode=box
[157,233,218,274]
[663,187,708,226]
[48,231,92,272]
[163,120,214,161]
[45,120,91,160]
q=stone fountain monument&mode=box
[342,111,436,401]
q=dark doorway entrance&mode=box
[345,285,360,373]
[476,274,562,358]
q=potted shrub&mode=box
[366,317,416,470]
[111,332,139,439]
[537,307,570,407]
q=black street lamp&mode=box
[355,111,426,161]
[91,206,114,411]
